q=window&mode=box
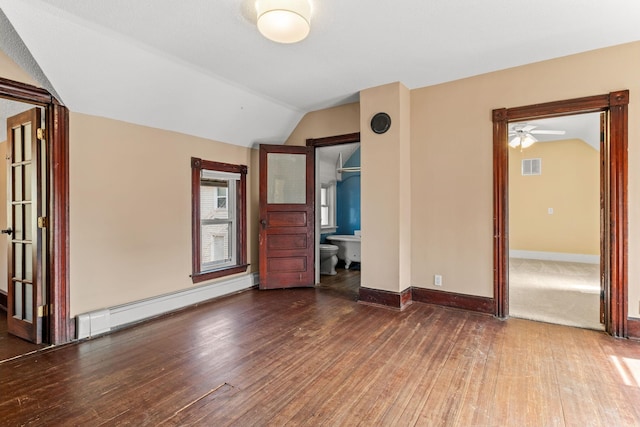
[191,157,248,283]
[320,183,336,230]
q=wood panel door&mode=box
[259,144,315,289]
[6,108,46,343]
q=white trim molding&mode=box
[509,250,599,264]
[76,273,259,339]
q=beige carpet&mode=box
[508,258,604,330]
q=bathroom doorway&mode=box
[307,133,361,301]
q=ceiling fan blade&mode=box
[530,130,566,135]
[521,125,536,132]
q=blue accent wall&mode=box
[337,148,361,235]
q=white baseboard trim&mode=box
[509,250,599,264]
[76,272,259,339]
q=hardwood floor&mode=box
[0,310,48,363]
[1,283,639,426]
[316,266,361,301]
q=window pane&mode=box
[267,153,306,204]
[321,207,329,226]
[217,187,227,209]
[14,282,22,318]
[321,187,327,205]
[201,222,233,269]
[201,180,229,220]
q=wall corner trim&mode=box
[358,287,412,310]
[76,273,258,339]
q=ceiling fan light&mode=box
[509,136,521,148]
[256,0,311,44]
[521,134,537,148]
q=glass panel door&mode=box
[6,107,43,344]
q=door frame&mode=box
[0,76,71,344]
[306,132,361,284]
[492,90,629,337]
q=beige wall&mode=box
[4,38,640,320]
[509,139,599,255]
[410,41,640,317]
[284,103,360,146]
[0,50,38,86]
[360,82,412,293]
[69,113,258,315]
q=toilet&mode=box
[320,244,339,275]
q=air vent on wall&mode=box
[522,158,541,176]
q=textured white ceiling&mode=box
[1,0,639,147]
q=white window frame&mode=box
[200,174,237,271]
[320,182,337,232]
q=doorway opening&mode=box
[507,113,603,330]
[0,76,71,359]
[307,133,361,301]
[493,90,629,337]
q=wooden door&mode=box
[259,144,315,289]
[6,108,45,343]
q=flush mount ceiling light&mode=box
[256,0,311,44]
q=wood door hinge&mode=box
[37,128,46,141]
[37,304,50,318]
[38,216,49,228]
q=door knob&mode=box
[260,219,267,227]
[1,228,12,235]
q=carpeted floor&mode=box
[508,258,604,330]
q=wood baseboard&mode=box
[411,287,494,314]
[358,287,412,310]
[0,289,6,312]
[628,317,640,340]
[358,286,493,315]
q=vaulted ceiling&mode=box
[1,0,640,148]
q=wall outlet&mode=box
[434,274,443,286]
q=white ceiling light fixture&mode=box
[509,132,538,149]
[256,0,311,44]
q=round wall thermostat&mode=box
[370,112,391,134]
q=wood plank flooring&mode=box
[1,279,639,426]
[0,310,48,363]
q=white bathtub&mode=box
[325,235,361,269]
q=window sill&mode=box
[321,226,338,233]
[191,264,249,284]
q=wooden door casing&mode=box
[493,90,629,337]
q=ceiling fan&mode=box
[508,123,566,149]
